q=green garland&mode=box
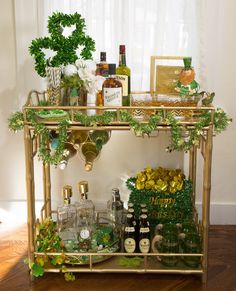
[8,108,231,164]
[29,12,95,77]
[8,110,70,166]
[74,111,117,126]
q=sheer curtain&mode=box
[14,0,199,100]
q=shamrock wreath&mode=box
[29,12,95,77]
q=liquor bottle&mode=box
[124,213,136,254]
[107,188,124,233]
[68,130,88,150]
[57,185,77,245]
[116,45,131,106]
[58,142,77,170]
[138,214,150,253]
[96,52,109,77]
[80,141,100,171]
[102,64,122,107]
[76,181,95,251]
[89,129,111,151]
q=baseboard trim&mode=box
[196,202,236,225]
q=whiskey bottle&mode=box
[57,185,77,246]
[58,142,77,170]
[96,52,109,77]
[96,52,109,110]
[76,181,95,251]
[80,141,100,171]
[89,129,111,151]
[116,45,131,106]
[124,213,136,254]
[102,64,122,107]
[138,214,150,253]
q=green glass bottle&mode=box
[116,45,131,106]
[89,130,111,151]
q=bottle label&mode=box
[139,238,150,253]
[116,75,128,96]
[103,87,122,106]
[125,226,135,232]
[124,238,136,253]
[140,227,150,233]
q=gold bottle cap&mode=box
[85,162,93,172]
[62,185,72,199]
[78,181,89,194]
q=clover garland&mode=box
[29,12,95,77]
[8,108,231,164]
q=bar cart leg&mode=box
[43,161,51,218]
[189,145,197,203]
[24,125,36,265]
[201,125,213,283]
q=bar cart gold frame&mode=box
[23,91,214,283]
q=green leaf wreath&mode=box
[29,12,95,77]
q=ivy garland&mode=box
[74,111,117,126]
[8,110,70,166]
[8,108,231,165]
[29,12,95,77]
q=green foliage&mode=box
[118,256,144,267]
[120,110,162,136]
[64,272,76,282]
[29,12,95,77]
[31,263,45,277]
[8,111,24,132]
[8,107,231,161]
[74,111,117,126]
[36,218,64,252]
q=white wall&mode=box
[195,0,236,224]
[0,0,235,227]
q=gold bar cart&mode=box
[22,92,214,283]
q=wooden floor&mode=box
[0,225,236,291]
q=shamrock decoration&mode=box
[29,12,95,77]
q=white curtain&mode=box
[14,0,199,100]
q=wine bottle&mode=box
[102,64,122,106]
[89,130,111,151]
[58,142,77,170]
[116,45,131,106]
[80,141,100,171]
[68,130,88,150]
